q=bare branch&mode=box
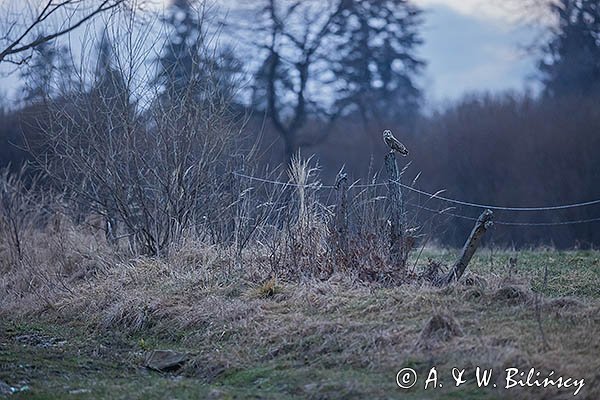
[0,0,126,65]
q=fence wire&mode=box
[232,172,600,227]
[408,203,600,226]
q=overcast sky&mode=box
[415,0,542,104]
[0,0,544,105]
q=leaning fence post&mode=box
[384,152,406,274]
[439,209,494,285]
[334,172,349,269]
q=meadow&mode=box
[2,230,598,399]
[1,2,599,398]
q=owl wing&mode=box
[397,140,408,153]
[390,136,406,152]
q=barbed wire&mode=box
[395,184,600,211]
[408,203,600,226]
[233,171,600,212]
[496,217,600,226]
[232,172,600,226]
[233,172,321,188]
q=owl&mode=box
[383,130,409,156]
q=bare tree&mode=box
[247,0,345,164]
[0,0,127,65]
[26,9,245,256]
[233,0,424,164]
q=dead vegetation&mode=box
[0,13,597,398]
[1,126,598,397]
[1,212,599,398]
[0,10,488,287]
[0,2,598,399]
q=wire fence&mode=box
[408,203,600,226]
[232,171,600,227]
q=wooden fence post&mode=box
[334,172,349,269]
[384,152,406,275]
[439,209,493,285]
[225,155,244,245]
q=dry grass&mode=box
[1,223,599,398]
[1,160,599,398]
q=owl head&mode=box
[383,129,392,138]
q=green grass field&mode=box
[1,249,599,399]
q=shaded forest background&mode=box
[1,0,599,248]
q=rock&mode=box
[144,350,188,372]
[0,380,14,395]
[0,381,30,395]
[16,385,29,393]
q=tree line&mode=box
[0,0,599,248]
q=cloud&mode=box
[413,0,522,25]
[418,4,537,103]
[0,0,539,104]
